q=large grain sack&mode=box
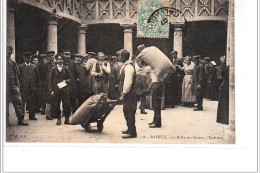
[70,94,102,125]
[138,46,175,77]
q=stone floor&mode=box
[5,99,231,144]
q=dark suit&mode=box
[204,63,211,98]
[192,63,206,109]
[76,64,88,106]
[172,58,184,105]
[35,62,45,111]
[6,59,24,121]
[19,63,39,119]
[49,66,72,119]
[65,59,79,113]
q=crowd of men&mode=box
[6,44,229,138]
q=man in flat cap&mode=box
[191,55,206,111]
[84,52,98,98]
[91,52,111,95]
[6,46,28,126]
[63,49,79,114]
[19,52,39,120]
[37,53,47,115]
[75,54,88,106]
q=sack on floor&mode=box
[138,46,175,78]
[70,94,102,125]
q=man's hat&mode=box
[63,49,71,54]
[39,54,47,58]
[184,56,191,61]
[191,55,201,60]
[75,54,83,58]
[22,52,32,57]
[31,54,39,59]
[203,57,211,61]
[46,51,55,55]
[170,50,178,55]
[87,52,96,56]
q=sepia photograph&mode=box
[2,0,258,172]
[4,0,235,144]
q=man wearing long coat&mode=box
[6,46,28,126]
[191,55,206,111]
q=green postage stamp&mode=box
[137,0,170,38]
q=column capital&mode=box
[170,23,185,30]
[78,24,87,34]
[7,0,15,12]
[121,23,135,32]
[47,14,61,25]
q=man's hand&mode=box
[119,93,126,101]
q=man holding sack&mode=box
[136,45,176,128]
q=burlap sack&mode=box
[138,46,175,78]
[70,94,102,125]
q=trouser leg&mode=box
[46,104,52,118]
[152,83,162,126]
[70,92,78,114]
[165,83,173,107]
[46,92,54,118]
[103,81,109,96]
[28,90,36,119]
[6,93,10,125]
[140,95,146,112]
[53,93,62,119]
[123,93,137,134]
[41,88,47,111]
[61,92,71,119]
[10,86,25,120]
[196,96,203,109]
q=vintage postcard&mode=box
[4,0,235,145]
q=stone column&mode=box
[77,24,87,55]
[173,27,183,58]
[225,0,235,144]
[47,15,60,53]
[7,1,16,59]
[121,24,134,57]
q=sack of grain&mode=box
[70,94,102,125]
[137,46,175,77]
